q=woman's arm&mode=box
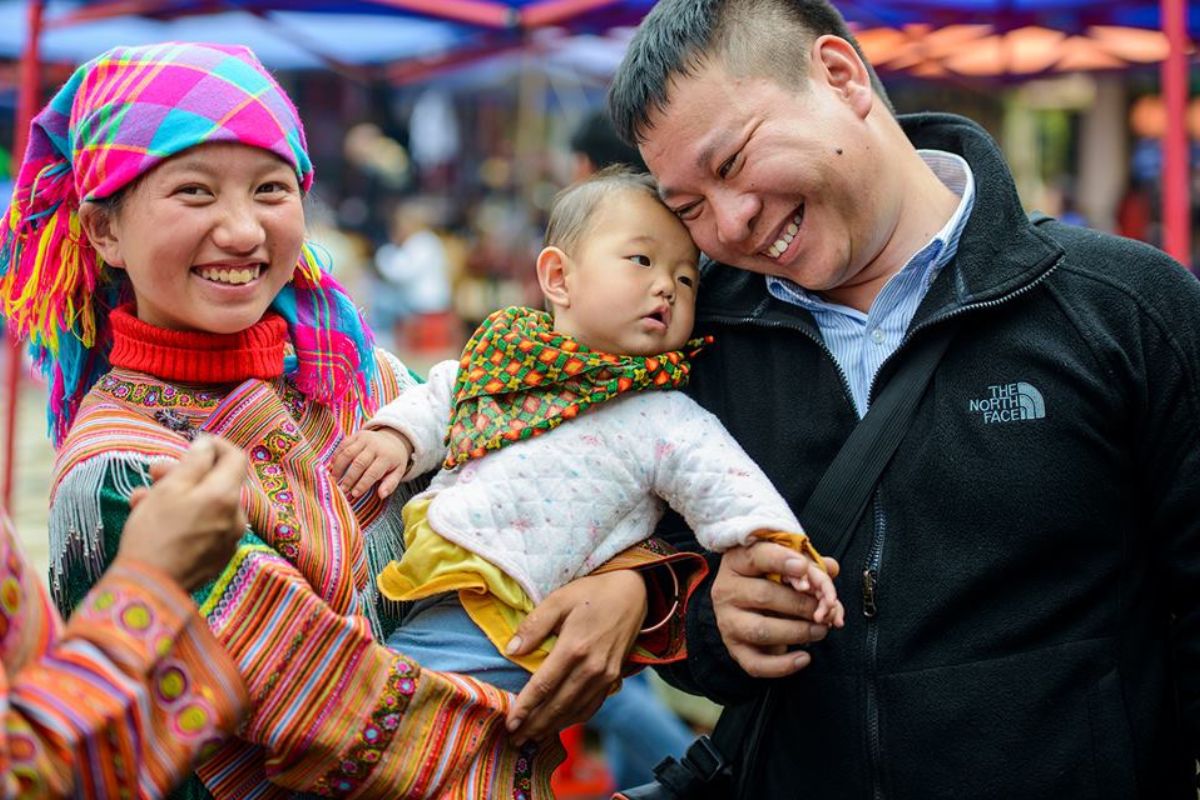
[503,539,708,745]
[2,439,247,798]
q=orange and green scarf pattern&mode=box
[445,306,709,468]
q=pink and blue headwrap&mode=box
[0,41,377,444]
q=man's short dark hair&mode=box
[609,0,891,145]
[544,165,659,253]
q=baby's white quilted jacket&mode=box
[370,360,804,603]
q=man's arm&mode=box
[1135,268,1200,761]
[652,516,835,709]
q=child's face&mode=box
[556,190,700,356]
[89,142,304,334]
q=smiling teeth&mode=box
[767,211,804,258]
[198,265,262,285]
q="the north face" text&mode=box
[968,382,1046,424]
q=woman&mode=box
[1,41,696,798]
[0,436,246,797]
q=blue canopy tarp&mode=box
[837,0,1200,36]
[0,1,489,69]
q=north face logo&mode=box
[968,382,1046,424]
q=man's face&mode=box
[639,53,894,298]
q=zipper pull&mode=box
[862,569,879,618]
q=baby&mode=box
[333,167,843,692]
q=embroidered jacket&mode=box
[48,315,562,799]
[0,513,245,798]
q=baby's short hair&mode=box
[544,165,661,253]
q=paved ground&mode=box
[4,375,55,580]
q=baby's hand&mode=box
[755,530,846,629]
[331,428,413,500]
[785,560,845,629]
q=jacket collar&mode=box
[695,112,1064,329]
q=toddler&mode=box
[333,167,843,692]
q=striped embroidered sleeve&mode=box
[195,542,561,798]
[0,515,246,798]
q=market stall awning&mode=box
[857,23,1177,76]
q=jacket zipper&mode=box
[864,494,886,799]
[854,256,1064,800]
[701,251,1063,797]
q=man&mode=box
[609,0,1200,797]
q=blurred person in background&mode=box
[372,198,455,354]
[569,108,648,180]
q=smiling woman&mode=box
[0,40,574,799]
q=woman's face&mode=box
[88,141,305,334]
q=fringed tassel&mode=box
[0,154,120,445]
[48,452,169,613]
[273,242,379,420]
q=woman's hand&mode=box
[119,436,248,591]
[505,569,647,745]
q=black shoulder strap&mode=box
[706,318,959,792]
[801,319,957,561]
[680,215,1056,797]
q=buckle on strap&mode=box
[647,735,729,795]
[682,735,728,782]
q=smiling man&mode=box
[610,0,1200,797]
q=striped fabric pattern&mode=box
[0,513,246,798]
[50,352,562,798]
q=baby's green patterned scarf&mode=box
[445,306,709,468]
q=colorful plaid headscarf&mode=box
[0,41,377,444]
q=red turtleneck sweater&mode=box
[108,304,287,383]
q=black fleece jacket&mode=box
[658,113,1200,799]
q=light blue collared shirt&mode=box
[766,150,975,417]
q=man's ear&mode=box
[536,246,572,310]
[811,34,874,120]
[77,202,125,269]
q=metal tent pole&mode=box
[1161,0,1192,265]
[2,0,45,514]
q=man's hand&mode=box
[712,540,841,679]
[120,436,248,591]
[330,428,413,499]
[505,569,647,745]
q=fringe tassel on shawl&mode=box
[0,155,125,445]
[272,242,379,421]
[360,473,431,640]
[358,349,428,638]
[47,451,171,612]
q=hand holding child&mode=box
[331,428,414,500]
